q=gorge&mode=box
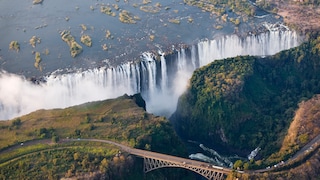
[2,0,320,179]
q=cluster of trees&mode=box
[0,145,137,180]
[0,94,193,179]
[184,0,256,17]
[173,33,320,161]
[10,118,22,129]
[290,0,320,6]
[256,0,320,15]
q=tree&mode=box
[243,162,250,170]
[74,129,81,136]
[233,160,243,170]
[100,158,109,172]
[144,144,151,150]
[11,118,22,129]
[73,152,80,161]
[51,136,59,143]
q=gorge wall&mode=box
[0,28,300,120]
[172,34,320,158]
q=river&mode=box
[1,0,281,76]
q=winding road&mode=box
[1,134,320,178]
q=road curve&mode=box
[3,135,319,175]
[253,134,320,173]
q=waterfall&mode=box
[0,29,301,120]
[160,52,168,92]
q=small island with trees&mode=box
[60,30,83,58]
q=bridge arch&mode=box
[143,157,227,180]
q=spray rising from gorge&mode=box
[0,28,301,120]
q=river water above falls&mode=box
[0,0,302,120]
[1,0,283,76]
[1,0,233,75]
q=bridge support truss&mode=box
[143,157,226,180]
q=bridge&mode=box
[3,135,320,179]
[68,138,233,180]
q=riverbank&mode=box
[268,1,320,32]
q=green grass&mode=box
[0,94,188,179]
[0,142,124,179]
[0,143,51,166]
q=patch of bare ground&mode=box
[274,1,320,32]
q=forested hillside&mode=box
[0,94,192,180]
[172,33,320,158]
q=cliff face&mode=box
[171,34,320,157]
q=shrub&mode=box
[9,41,20,52]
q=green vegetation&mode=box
[29,36,41,48]
[60,30,83,58]
[233,159,243,170]
[100,5,116,17]
[266,94,320,165]
[105,30,112,39]
[33,0,43,5]
[119,10,140,24]
[43,48,50,55]
[184,0,255,16]
[9,41,20,52]
[143,0,152,5]
[140,5,161,13]
[34,23,47,30]
[168,18,180,24]
[112,4,120,11]
[249,143,320,179]
[102,44,108,51]
[0,143,137,180]
[34,52,42,70]
[173,33,320,164]
[214,25,223,30]
[0,94,190,179]
[149,35,155,41]
[80,24,87,31]
[229,18,240,26]
[10,118,22,129]
[100,4,140,24]
[80,35,92,47]
[184,0,252,28]
[0,143,50,165]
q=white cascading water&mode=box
[0,29,301,120]
[160,52,168,92]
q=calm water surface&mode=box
[0,0,278,77]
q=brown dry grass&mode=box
[276,95,320,157]
[275,1,320,32]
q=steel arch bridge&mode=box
[143,157,228,180]
[66,139,233,180]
